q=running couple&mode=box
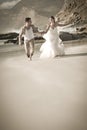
[19,17,69,60]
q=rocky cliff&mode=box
[56,0,87,26]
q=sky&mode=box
[0,0,21,9]
[0,0,53,9]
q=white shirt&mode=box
[24,27,34,41]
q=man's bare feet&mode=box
[26,53,32,61]
[29,54,32,61]
[27,53,30,58]
[31,52,34,56]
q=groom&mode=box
[19,17,39,60]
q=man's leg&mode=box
[24,41,30,58]
[29,39,34,59]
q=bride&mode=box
[40,16,69,59]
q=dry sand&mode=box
[0,40,87,130]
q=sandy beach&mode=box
[0,39,87,130]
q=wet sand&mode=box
[0,40,87,130]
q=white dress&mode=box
[40,27,65,59]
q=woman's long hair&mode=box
[50,16,55,23]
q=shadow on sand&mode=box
[56,52,87,59]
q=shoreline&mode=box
[0,39,87,59]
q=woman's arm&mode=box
[41,24,50,34]
[32,24,50,35]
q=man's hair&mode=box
[25,17,31,22]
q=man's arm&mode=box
[19,27,25,45]
[32,25,39,33]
